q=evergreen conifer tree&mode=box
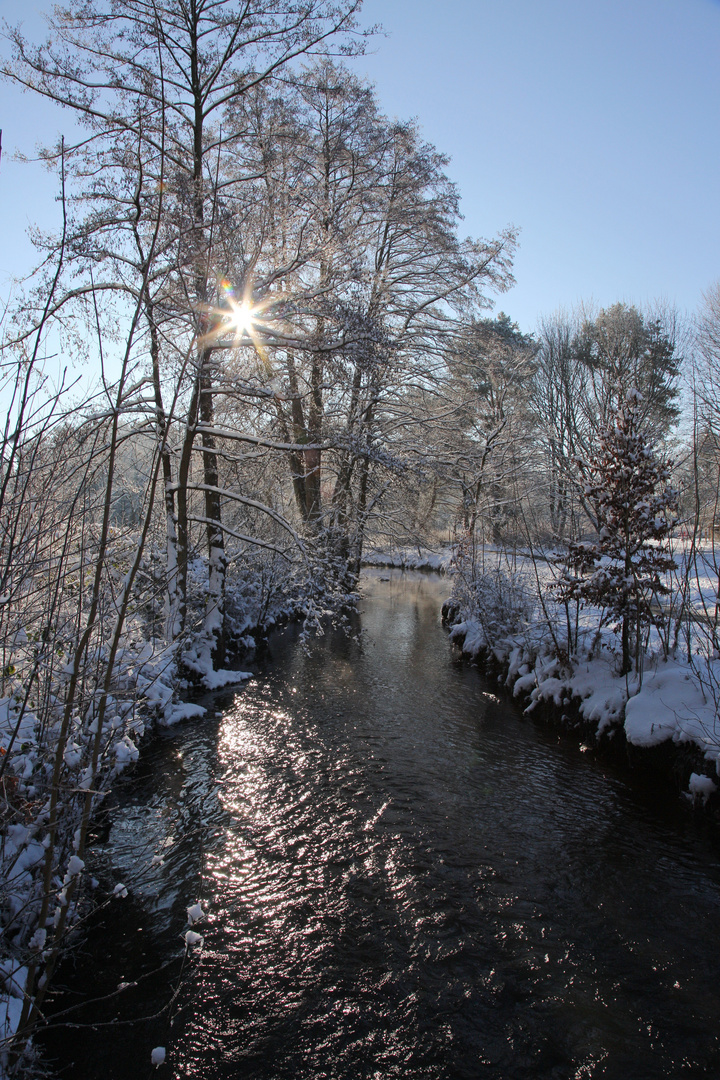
[556,389,678,674]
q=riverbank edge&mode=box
[440,599,720,828]
[0,573,331,1079]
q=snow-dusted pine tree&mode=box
[556,389,678,674]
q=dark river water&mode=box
[43,570,720,1079]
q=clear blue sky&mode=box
[2,0,719,334]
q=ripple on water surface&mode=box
[43,571,720,1079]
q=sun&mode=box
[222,298,257,338]
[215,277,259,341]
[201,277,274,369]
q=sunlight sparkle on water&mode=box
[209,701,334,942]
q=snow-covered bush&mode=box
[469,568,536,640]
[451,548,536,644]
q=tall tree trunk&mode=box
[183,32,227,666]
[145,292,180,642]
[621,532,633,675]
[175,377,201,646]
[199,357,226,665]
[304,350,324,524]
[347,452,370,587]
[284,352,311,519]
[621,613,632,676]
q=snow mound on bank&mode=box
[688,772,718,803]
[201,668,252,690]
[624,661,717,754]
[566,660,628,733]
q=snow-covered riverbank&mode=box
[0,558,326,1076]
[442,544,720,813]
[363,546,453,573]
[368,546,720,800]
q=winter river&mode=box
[43,570,720,1079]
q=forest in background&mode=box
[1,0,720,1073]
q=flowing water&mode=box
[43,570,720,1079]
